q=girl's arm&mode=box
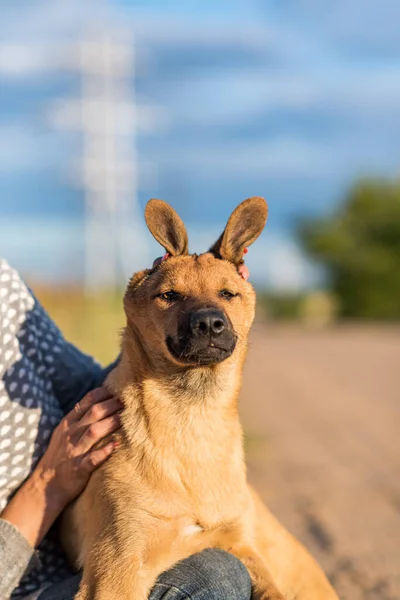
[0,387,121,598]
[25,286,120,415]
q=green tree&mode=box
[299,179,400,319]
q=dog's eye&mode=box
[158,291,182,303]
[220,290,238,300]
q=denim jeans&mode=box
[29,550,252,600]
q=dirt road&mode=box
[240,324,400,600]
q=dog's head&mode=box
[124,197,268,368]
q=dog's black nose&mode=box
[190,308,227,337]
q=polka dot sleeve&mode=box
[0,258,118,416]
[0,259,119,597]
[22,292,117,415]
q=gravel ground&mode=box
[240,324,400,600]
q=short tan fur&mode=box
[62,197,338,600]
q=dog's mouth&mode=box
[166,336,236,366]
[166,306,237,366]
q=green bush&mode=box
[298,179,400,319]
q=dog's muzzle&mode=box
[167,307,237,365]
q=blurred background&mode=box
[1,1,399,598]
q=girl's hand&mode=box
[36,387,122,511]
[1,387,122,547]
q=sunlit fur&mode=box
[61,200,338,600]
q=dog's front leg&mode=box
[221,544,285,600]
[75,578,154,600]
[75,554,158,600]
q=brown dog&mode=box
[62,197,338,600]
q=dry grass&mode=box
[34,286,125,365]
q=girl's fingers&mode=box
[68,388,113,424]
[76,413,121,454]
[78,397,123,429]
[81,441,116,472]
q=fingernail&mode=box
[113,439,121,449]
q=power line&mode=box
[50,30,160,293]
[2,27,165,292]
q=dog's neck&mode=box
[106,323,249,521]
[108,323,246,447]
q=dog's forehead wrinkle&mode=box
[145,251,242,299]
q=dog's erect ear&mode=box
[210,197,268,265]
[145,199,189,257]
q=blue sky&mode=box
[0,0,399,288]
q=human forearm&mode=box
[1,467,65,548]
[2,387,120,551]
[0,387,120,597]
[0,467,63,598]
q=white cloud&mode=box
[1,0,400,205]
[0,1,269,75]
[0,44,52,77]
[159,70,322,127]
[0,124,64,173]
[0,0,303,78]
[0,0,98,43]
[153,136,345,180]
[3,0,399,128]
[0,126,42,172]
[156,62,400,131]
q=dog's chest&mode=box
[182,523,204,537]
